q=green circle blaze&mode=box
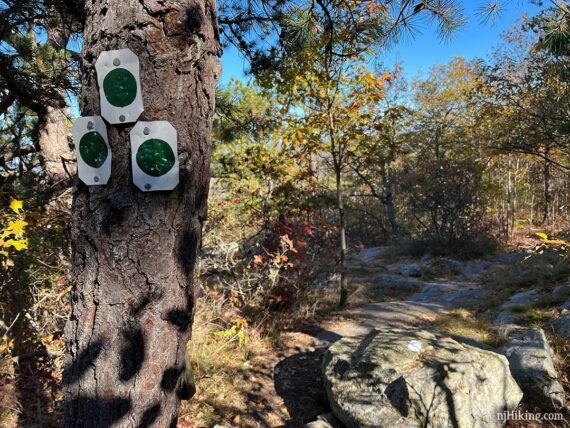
[103,68,137,107]
[136,139,175,177]
[79,131,108,168]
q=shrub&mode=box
[399,158,496,250]
[401,236,497,260]
[483,249,569,290]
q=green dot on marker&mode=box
[103,68,137,107]
[79,132,108,168]
[136,139,175,177]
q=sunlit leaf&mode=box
[3,239,29,251]
[9,199,24,214]
[2,220,28,238]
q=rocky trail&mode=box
[315,247,492,343]
[213,247,570,427]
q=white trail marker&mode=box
[95,49,144,124]
[130,121,179,192]
[73,116,112,185]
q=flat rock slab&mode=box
[316,301,443,343]
[323,329,523,428]
[399,263,422,277]
[411,282,489,309]
[373,274,424,290]
[356,301,442,330]
[353,247,393,263]
[462,260,495,280]
[501,289,539,310]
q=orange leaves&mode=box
[280,233,297,254]
[253,254,264,267]
[274,253,289,264]
[229,288,243,308]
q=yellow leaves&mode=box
[535,232,568,246]
[9,199,23,214]
[40,333,64,350]
[0,335,14,354]
[1,199,29,268]
[3,239,29,251]
[2,219,28,238]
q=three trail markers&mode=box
[72,48,179,191]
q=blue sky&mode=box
[219,0,542,85]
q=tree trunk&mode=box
[38,17,75,182]
[336,165,348,307]
[542,149,551,225]
[380,161,397,239]
[38,105,74,182]
[63,1,220,427]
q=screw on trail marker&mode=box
[95,49,144,124]
[72,116,112,185]
[130,121,179,192]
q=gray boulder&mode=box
[373,274,423,291]
[501,289,539,310]
[496,252,527,264]
[440,257,465,274]
[463,260,495,280]
[494,311,515,326]
[323,329,522,428]
[304,413,342,428]
[399,264,422,277]
[552,283,570,300]
[553,314,570,339]
[499,329,565,409]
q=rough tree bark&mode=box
[38,15,75,182]
[63,0,220,426]
[38,105,74,182]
